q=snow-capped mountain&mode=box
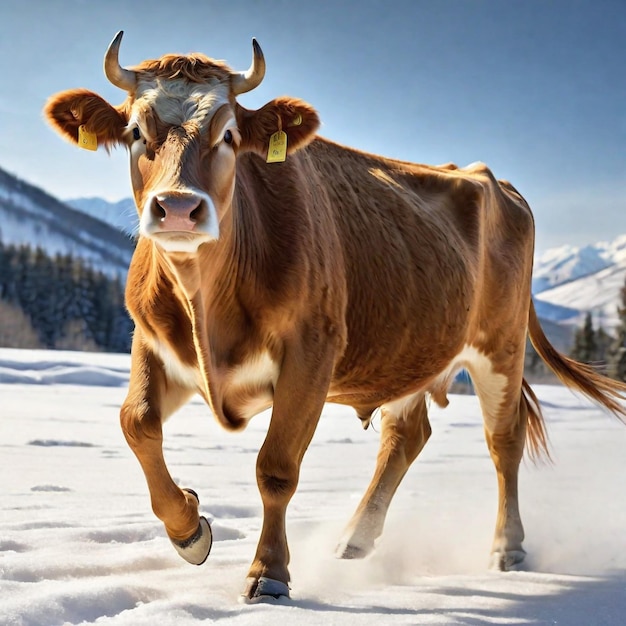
[0,167,134,277]
[533,237,626,331]
[533,236,626,294]
[65,196,138,238]
[532,244,614,295]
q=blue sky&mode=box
[0,0,624,256]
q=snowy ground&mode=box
[1,347,625,625]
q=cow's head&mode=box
[45,31,320,253]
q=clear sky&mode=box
[1,0,624,256]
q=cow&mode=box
[44,31,626,602]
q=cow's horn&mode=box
[104,31,137,92]
[231,38,266,95]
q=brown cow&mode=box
[44,32,626,602]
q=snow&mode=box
[0,206,129,279]
[65,198,138,239]
[533,243,612,295]
[531,235,626,330]
[535,262,626,330]
[1,347,625,625]
[0,174,133,278]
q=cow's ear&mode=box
[236,97,319,157]
[44,88,128,150]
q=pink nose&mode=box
[151,193,206,232]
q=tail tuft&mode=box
[521,378,551,463]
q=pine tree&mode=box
[30,247,57,347]
[0,240,9,300]
[107,274,133,352]
[0,240,132,353]
[0,243,18,303]
[570,311,597,365]
[595,327,612,368]
[607,274,626,381]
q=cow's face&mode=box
[44,32,319,253]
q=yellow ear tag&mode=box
[78,125,98,151]
[266,130,287,163]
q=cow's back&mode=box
[297,138,536,403]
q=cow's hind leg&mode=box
[468,354,533,571]
[336,391,431,559]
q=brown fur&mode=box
[44,40,626,597]
[131,54,232,83]
[43,88,128,149]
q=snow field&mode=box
[1,348,625,625]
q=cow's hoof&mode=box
[183,487,200,502]
[335,541,371,559]
[490,549,526,571]
[239,576,290,603]
[171,516,212,565]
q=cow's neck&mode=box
[230,153,310,295]
[153,212,277,423]
[150,247,215,406]
[145,155,315,425]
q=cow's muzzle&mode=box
[151,192,208,233]
[140,189,219,252]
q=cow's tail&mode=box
[520,378,550,462]
[525,300,626,459]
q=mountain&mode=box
[533,237,626,331]
[532,243,613,295]
[0,167,135,277]
[65,197,138,238]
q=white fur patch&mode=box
[135,77,230,130]
[382,391,423,421]
[227,352,279,420]
[435,345,508,431]
[152,339,203,390]
[229,351,279,390]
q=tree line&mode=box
[0,239,132,353]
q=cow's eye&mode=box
[223,129,233,145]
[132,127,141,141]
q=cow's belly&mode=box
[327,350,457,408]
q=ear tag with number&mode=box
[78,125,98,151]
[266,130,287,163]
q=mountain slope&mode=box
[534,262,625,330]
[65,196,138,237]
[532,244,613,295]
[0,167,134,277]
[533,237,626,331]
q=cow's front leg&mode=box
[120,338,211,564]
[241,334,337,602]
